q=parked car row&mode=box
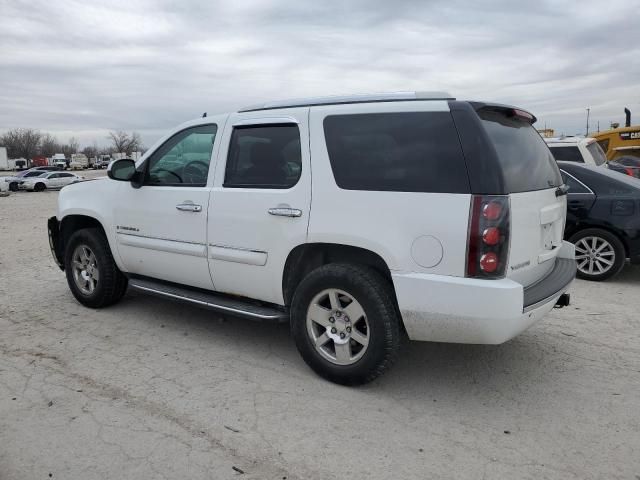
[3,167,84,192]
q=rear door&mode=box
[47,173,62,188]
[207,109,311,305]
[478,109,566,287]
[58,172,76,187]
[559,168,596,229]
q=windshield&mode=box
[479,109,562,192]
[586,142,607,166]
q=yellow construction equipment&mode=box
[591,108,640,160]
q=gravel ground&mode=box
[1,175,639,479]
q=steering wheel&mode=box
[153,168,182,183]
[183,160,209,184]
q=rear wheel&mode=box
[64,228,128,308]
[33,182,45,192]
[569,228,626,281]
[291,264,401,385]
[9,182,18,191]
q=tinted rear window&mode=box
[323,112,470,193]
[549,146,584,163]
[479,110,562,192]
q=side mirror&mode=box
[108,158,136,182]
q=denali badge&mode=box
[116,225,139,232]
[510,260,531,271]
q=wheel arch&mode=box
[282,242,395,306]
[567,222,630,257]
[57,214,124,270]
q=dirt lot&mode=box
[1,175,639,479]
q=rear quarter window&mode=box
[586,142,607,166]
[479,109,562,193]
[323,112,470,193]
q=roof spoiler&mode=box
[469,101,537,124]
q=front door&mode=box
[207,109,311,304]
[113,120,224,290]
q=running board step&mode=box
[128,277,288,322]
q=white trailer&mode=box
[70,153,89,170]
[0,147,9,170]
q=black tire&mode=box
[64,228,128,308]
[569,228,626,281]
[9,182,18,191]
[291,263,401,385]
[33,182,45,192]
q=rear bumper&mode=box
[393,241,576,344]
[48,216,64,270]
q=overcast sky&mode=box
[1,0,638,148]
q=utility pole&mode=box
[586,108,590,136]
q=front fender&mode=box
[56,179,126,272]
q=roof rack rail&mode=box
[238,91,455,113]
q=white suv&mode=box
[545,136,608,166]
[48,92,576,384]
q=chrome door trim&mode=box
[117,232,207,257]
[208,243,268,266]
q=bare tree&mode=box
[39,133,61,157]
[82,141,98,159]
[60,136,80,158]
[0,128,42,161]
[108,130,142,156]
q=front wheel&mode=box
[570,228,626,281]
[33,182,45,192]
[291,264,401,385]
[64,228,128,308]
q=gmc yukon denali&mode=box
[48,92,576,384]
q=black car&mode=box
[558,161,640,280]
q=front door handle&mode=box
[268,207,302,217]
[176,203,202,212]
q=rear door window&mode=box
[224,124,302,189]
[560,170,591,193]
[548,146,584,163]
[479,109,562,192]
[323,112,470,193]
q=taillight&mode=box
[466,195,510,278]
[625,167,635,177]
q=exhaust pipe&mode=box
[625,108,631,127]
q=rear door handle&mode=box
[268,207,302,217]
[176,203,202,212]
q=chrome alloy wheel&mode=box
[71,245,99,295]
[306,288,370,366]
[574,236,615,276]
